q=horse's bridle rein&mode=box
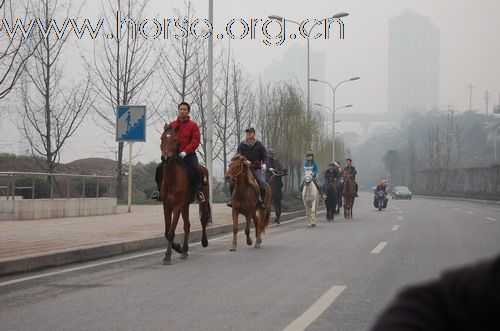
[227,159,245,182]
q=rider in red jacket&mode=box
[152,102,204,203]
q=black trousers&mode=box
[155,153,201,194]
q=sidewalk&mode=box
[0,203,306,276]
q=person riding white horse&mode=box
[302,163,320,227]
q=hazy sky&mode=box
[2,0,500,166]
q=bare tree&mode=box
[158,1,204,119]
[86,0,159,199]
[21,0,92,175]
[0,0,37,100]
[213,40,237,176]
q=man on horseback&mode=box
[324,161,341,185]
[152,102,205,203]
[344,158,359,197]
[266,148,287,225]
[227,127,268,209]
[302,151,322,195]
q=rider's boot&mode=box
[259,189,267,209]
[355,182,359,197]
[226,185,234,207]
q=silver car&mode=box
[391,186,412,200]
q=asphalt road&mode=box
[1,194,499,331]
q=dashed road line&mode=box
[397,216,403,221]
[371,241,388,254]
[466,211,475,215]
[485,217,497,222]
[453,207,459,211]
[283,285,346,331]
[392,225,399,231]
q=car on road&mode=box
[391,186,412,200]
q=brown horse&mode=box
[160,127,212,265]
[342,170,355,219]
[225,155,271,251]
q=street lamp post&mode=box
[268,13,349,116]
[207,0,214,204]
[310,77,360,161]
[313,103,352,151]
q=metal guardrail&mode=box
[0,172,114,200]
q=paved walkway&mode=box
[0,203,241,262]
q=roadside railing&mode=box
[0,172,115,200]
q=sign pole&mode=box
[128,142,133,213]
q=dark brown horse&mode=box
[324,178,337,221]
[160,127,212,265]
[342,170,355,219]
[225,155,271,251]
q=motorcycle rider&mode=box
[374,179,388,208]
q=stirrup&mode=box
[150,190,160,201]
[196,191,206,203]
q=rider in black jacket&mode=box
[344,158,359,197]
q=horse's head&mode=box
[303,166,314,183]
[161,126,179,159]
[225,155,249,183]
[342,169,352,179]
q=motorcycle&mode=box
[374,190,388,211]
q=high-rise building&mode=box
[258,44,326,110]
[388,10,440,116]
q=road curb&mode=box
[0,209,307,277]
[415,195,500,206]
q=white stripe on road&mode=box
[398,210,403,214]
[392,225,399,231]
[0,214,310,288]
[397,216,403,221]
[371,242,388,254]
[486,217,497,222]
[283,285,346,331]
[466,211,475,215]
[453,208,460,211]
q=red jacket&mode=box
[168,116,200,154]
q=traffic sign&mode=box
[116,105,146,142]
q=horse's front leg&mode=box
[230,208,238,251]
[311,198,317,226]
[180,206,190,259]
[163,202,174,265]
[245,214,254,246]
[252,212,262,248]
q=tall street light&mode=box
[310,77,360,161]
[207,0,214,204]
[268,13,349,116]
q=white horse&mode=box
[302,166,320,227]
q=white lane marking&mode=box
[392,225,399,231]
[398,210,403,214]
[371,241,388,254]
[486,217,497,222]
[0,214,310,287]
[453,208,459,211]
[397,216,403,221]
[283,285,346,331]
[466,211,475,215]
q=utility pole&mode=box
[468,84,474,112]
[485,90,491,116]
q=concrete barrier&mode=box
[0,197,117,220]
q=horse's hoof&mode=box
[202,236,208,247]
[246,239,253,246]
[229,247,236,252]
[254,243,261,249]
[180,253,188,259]
[162,258,171,265]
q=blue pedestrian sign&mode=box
[116,105,146,142]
